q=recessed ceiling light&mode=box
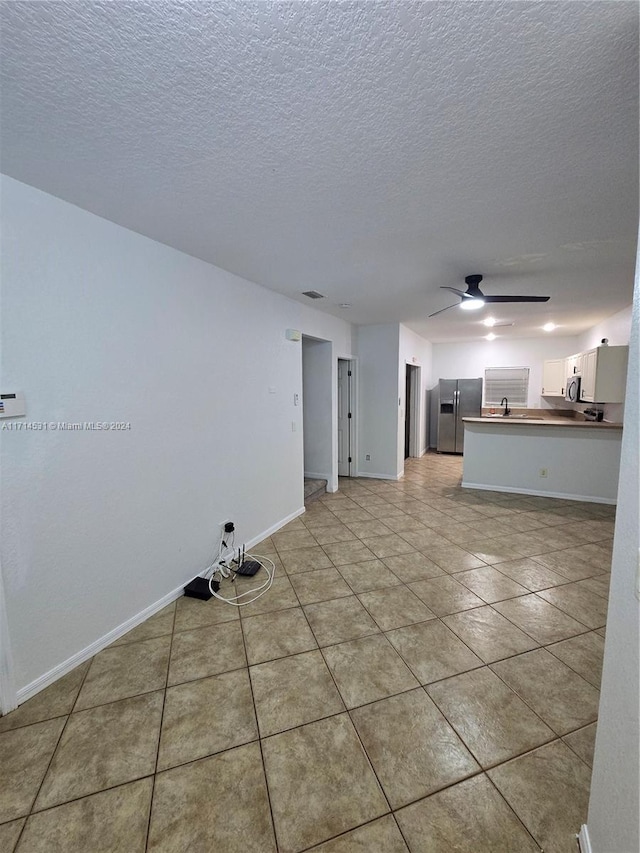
[483,317,497,327]
[339,303,352,309]
[543,322,556,332]
[460,299,485,311]
[486,332,497,341]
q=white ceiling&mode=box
[1,1,638,342]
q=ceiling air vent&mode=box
[302,290,325,300]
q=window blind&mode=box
[484,367,530,406]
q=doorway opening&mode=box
[405,363,421,459]
[337,358,354,477]
[302,336,332,500]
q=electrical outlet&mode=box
[539,468,548,478]
[365,453,371,461]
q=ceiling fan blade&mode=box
[483,295,550,303]
[440,286,467,297]
[428,303,458,318]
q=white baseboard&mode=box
[12,506,305,709]
[16,581,186,705]
[303,472,329,481]
[461,481,617,505]
[577,824,592,853]
[355,471,402,481]
[246,507,305,548]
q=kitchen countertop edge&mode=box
[463,417,623,430]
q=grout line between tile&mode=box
[238,603,280,853]
[24,648,95,814]
[144,599,178,850]
[484,769,545,850]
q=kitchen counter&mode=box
[463,416,622,429]
[461,417,623,504]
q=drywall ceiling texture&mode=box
[0,1,638,340]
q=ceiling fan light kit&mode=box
[429,274,550,318]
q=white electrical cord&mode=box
[202,531,234,579]
[208,553,275,607]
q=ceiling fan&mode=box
[429,274,550,318]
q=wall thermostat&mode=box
[0,392,26,418]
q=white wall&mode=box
[398,324,433,467]
[355,323,432,479]
[462,423,622,503]
[0,175,354,695]
[431,336,582,410]
[586,267,639,851]
[577,304,633,351]
[302,338,332,481]
[356,324,400,479]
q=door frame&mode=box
[337,357,357,481]
[405,362,422,458]
[0,560,17,714]
[301,335,333,488]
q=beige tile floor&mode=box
[0,452,613,852]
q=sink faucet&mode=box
[501,397,511,416]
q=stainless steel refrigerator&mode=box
[435,378,482,453]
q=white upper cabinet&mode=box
[541,359,565,396]
[565,353,583,377]
[580,346,628,403]
[543,346,628,403]
[580,348,597,402]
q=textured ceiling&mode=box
[1,1,638,342]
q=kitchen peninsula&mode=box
[461,416,623,504]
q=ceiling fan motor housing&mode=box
[464,274,484,294]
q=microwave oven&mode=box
[565,375,581,402]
